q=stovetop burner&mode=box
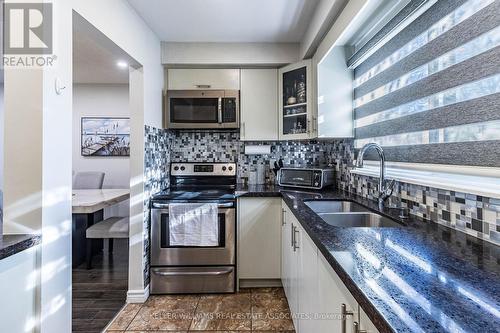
[152,162,237,203]
[152,187,236,202]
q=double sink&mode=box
[305,200,403,228]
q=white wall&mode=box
[71,0,164,304]
[73,84,130,217]
[0,84,3,223]
[3,0,163,331]
[300,0,348,59]
[162,42,300,66]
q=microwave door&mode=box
[167,90,225,129]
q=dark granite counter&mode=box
[236,185,500,333]
[0,234,41,261]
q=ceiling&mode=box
[126,0,320,43]
[73,13,139,84]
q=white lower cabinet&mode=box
[238,198,282,282]
[0,246,39,333]
[281,200,379,333]
[317,252,358,333]
[358,307,379,333]
[297,223,318,333]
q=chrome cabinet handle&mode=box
[293,226,299,252]
[282,208,286,226]
[291,223,295,248]
[341,303,354,333]
[218,98,223,124]
[195,84,211,89]
[241,122,246,139]
[307,119,311,135]
[353,321,367,333]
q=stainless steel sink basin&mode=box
[316,212,401,227]
[305,200,402,228]
[304,200,369,213]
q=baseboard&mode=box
[239,279,282,288]
[126,285,150,303]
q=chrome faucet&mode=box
[356,143,395,209]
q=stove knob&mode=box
[222,166,227,171]
[228,166,233,171]
[174,166,179,171]
[180,166,186,171]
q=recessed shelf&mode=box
[283,112,308,118]
[283,102,307,109]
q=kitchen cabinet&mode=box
[297,220,319,333]
[281,202,299,330]
[167,68,240,90]
[316,46,354,138]
[237,198,281,284]
[281,199,379,333]
[279,59,314,140]
[282,202,318,332]
[317,251,358,333]
[358,307,379,333]
[0,246,39,333]
[281,202,293,300]
[240,69,278,141]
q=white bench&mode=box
[85,216,129,269]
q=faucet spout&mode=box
[356,143,395,208]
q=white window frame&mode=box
[351,161,500,199]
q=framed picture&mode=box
[81,117,130,157]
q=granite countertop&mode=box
[236,185,500,333]
[0,234,41,261]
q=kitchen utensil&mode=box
[256,164,265,184]
[287,96,297,105]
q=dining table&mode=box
[72,189,130,267]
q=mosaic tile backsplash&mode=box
[330,140,500,246]
[143,126,499,285]
[143,125,170,287]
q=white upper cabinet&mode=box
[167,68,240,90]
[240,69,278,141]
[316,46,354,138]
[279,59,314,140]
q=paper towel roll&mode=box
[244,145,271,155]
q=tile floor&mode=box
[105,287,295,332]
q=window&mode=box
[349,0,500,167]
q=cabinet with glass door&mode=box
[279,59,313,140]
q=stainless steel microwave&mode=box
[278,167,335,189]
[166,90,240,129]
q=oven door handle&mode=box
[152,268,233,276]
[152,202,234,209]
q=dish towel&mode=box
[168,203,219,247]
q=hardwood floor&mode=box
[72,239,128,333]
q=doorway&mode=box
[71,12,139,333]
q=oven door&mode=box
[151,202,235,266]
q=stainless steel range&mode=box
[150,162,236,294]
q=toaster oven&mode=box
[278,167,335,190]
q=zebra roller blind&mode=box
[351,0,500,167]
